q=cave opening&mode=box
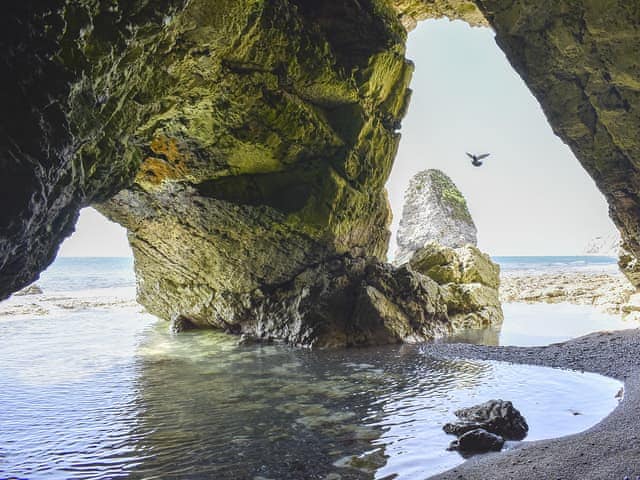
[385,19,634,345]
[386,19,617,260]
[22,207,136,303]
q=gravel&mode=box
[424,328,640,480]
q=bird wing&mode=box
[466,152,475,159]
[476,153,490,160]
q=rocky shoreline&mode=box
[424,328,640,480]
[500,270,636,315]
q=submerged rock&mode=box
[447,428,505,454]
[395,169,477,265]
[13,284,43,296]
[169,315,198,334]
[443,399,529,440]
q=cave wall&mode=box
[1,0,193,299]
[3,0,640,344]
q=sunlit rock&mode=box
[409,242,503,328]
[391,0,488,31]
[396,170,477,265]
[4,0,640,343]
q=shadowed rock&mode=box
[444,399,529,440]
[447,428,505,454]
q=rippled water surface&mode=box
[0,304,622,480]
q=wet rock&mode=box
[169,315,198,334]
[194,255,452,348]
[410,242,503,328]
[396,170,477,265]
[500,272,635,314]
[13,284,43,296]
[444,399,529,440]
[447,428,505,454]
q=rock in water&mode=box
[410,242,503,328]
[169,315,198,334]
[13,284,43,296]
[395,170,477,265]
[447,428,505,454]
[443,399,529,440]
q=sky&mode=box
[386,19,616,258]
[59,19,616,258]
[58,208,132,257]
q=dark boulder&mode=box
[447,428,505,453]
[443,399,528,440]
[169,315,198,334]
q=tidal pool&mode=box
[0,306,622,480]
[445,302,640,347]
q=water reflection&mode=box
[445,302,640,347]
[129,328,492,479]
[0,310,622,480]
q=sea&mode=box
[494,255,619,274]
[0,255,628,480]
[27,254,623,295]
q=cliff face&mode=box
[2,0,640,344]
[95,0,420,344]
[395,169,477,265]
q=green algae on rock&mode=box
[410,242,503,329]
[396,169,478,265]
[3,0,640,345]
[96,0,423,345]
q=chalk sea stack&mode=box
[396,169,477,265]
[396,170,503,328]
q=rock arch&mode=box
[2,0,639,344]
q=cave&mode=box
[2,0,640,346]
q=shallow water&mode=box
[0,307,622,480]
[0,257,627,479]
[446,302,640,347]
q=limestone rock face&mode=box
[410,242,503,328]
[94,0,416,343]
[396,170,477,265]
[5,0,640,342]
[148,253,454,347]
[391,0,488,31]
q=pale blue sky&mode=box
[387,19,615,258]
[59,19,615,258]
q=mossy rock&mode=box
[458,245,501,289]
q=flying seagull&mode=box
[466,152,490,167]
